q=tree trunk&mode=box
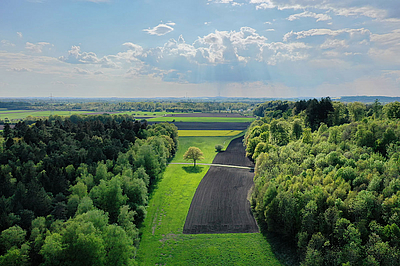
[194,159,196,167]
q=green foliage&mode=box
[183,147,204,166]
[215,144,224,152]
[247,113,400,265]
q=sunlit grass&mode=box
[148,116,255,123]
[136,136,282,266]
[178,130,243,137]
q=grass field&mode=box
[148,116,255,123]
[136,136,282,265]
[178,130,243,137]
[0,110,89,120]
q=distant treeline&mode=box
[0,101,255,113]
[0,115,178,265]
[245,98,400,265]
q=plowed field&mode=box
[183,136,259,234]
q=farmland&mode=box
[136,134,282,265]
[148,116,255,123]
[178,130,242,137]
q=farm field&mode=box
[136,135,282,265]
[148,116,255,123]
[165,112,250,117]
[0,110,89,120]
[160,122,252,130]
[178,130,242,137]
[183,136,258,234]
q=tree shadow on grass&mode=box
[182,166,204,173]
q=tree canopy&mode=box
[183,147,204,167]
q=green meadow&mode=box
[148,116,255,123]
[0,110,89,121]
[136,135,282,265]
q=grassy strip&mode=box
[136,136,282,265]
[148,116,255,123]
[178,130,243,137]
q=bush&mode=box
[215,144,224,152]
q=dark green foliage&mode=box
[0,115,178,265]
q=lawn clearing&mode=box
[178,130,242,137]
[148,116,255,123]
[136,136,282,265]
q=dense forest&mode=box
[246,98,400,265]
[0,114,178,265]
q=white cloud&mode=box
[10,67,31,72]
[143,23,174,36]
[283,28,371,41]
[264,21,272,25]
[287,11,332,22]
[17,32,23,38]
[265,29,275,32]
[166,22,176,26]
[250,0,275,10]
[74,67,90,75]
[25,42,52,53]
[60,45,120,68]
[1,40,16,47]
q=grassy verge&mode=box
[136,136,282,265]
[148,116,255,123]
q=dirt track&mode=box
[183,136,259,234]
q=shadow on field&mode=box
[182,166,204,173]
[256,217,301,266]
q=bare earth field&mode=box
[149,122,251,130]
[183,136,259,234]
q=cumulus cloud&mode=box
[25,42,52,53]
[143,23,174,36]
[250,0,275,10]
[287,11,332,22]
[17,32,23,38]
[60,45,120,68]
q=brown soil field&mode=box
[165,113,246,117]
[183,136,258,234]
[147,122,251,130]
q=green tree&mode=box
[183,147,204,167]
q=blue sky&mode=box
[1,0,400,98]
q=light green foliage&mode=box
[383,101,400,119]
[0,244,30,266]
[247,115,400,265]
[90,176,127,223]
[348,102,366,121]
[183,146,204,166]
[302,128,313,144]
[0,225,26,251]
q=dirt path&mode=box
[182,136,259,234]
